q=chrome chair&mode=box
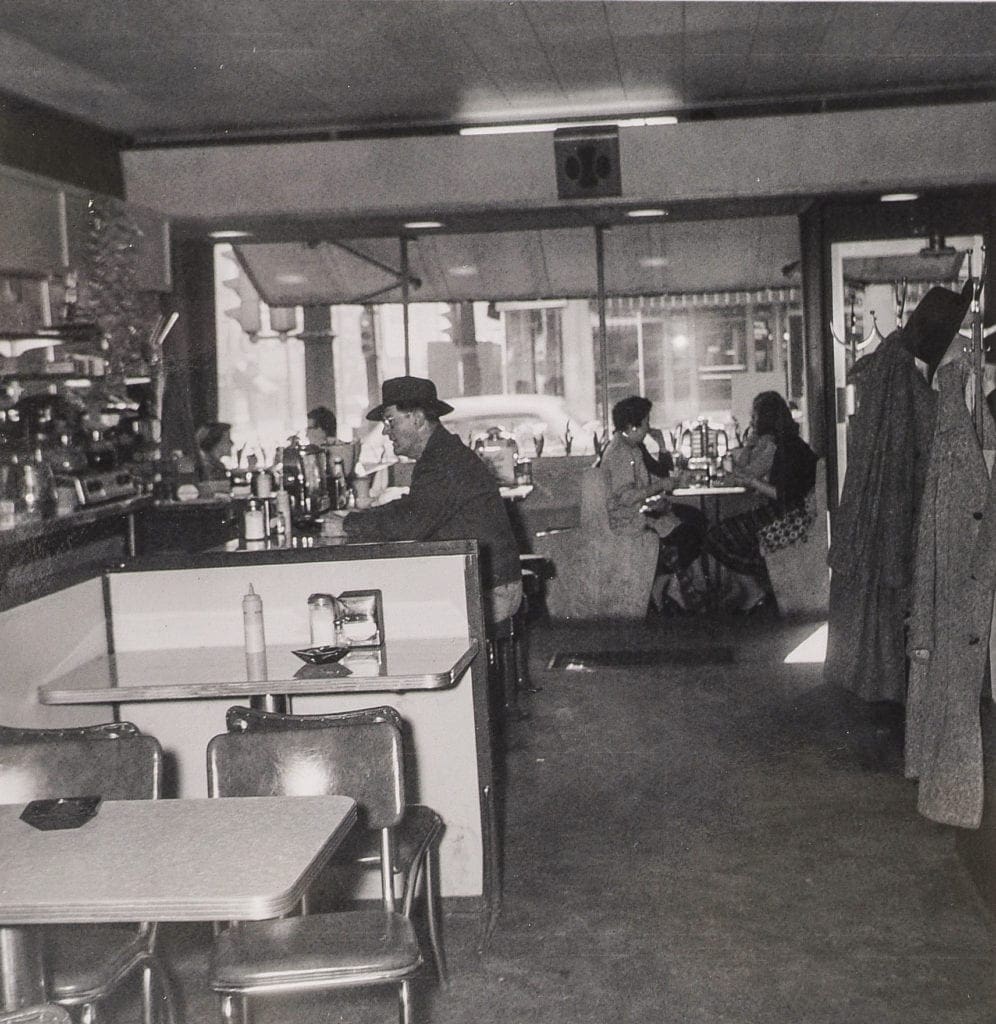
[224,704,446,985]
[0,722,175,1024]
[207,708,426,1024]
[0,1006,72,1024]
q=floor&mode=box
[138,609,992,1023]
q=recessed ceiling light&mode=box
[880,192,920,203]
[447,265,478,277]
[626,208,668,219]
[403,220,444,230]
[208,229,253,240]
[275,273,307,285]
[639,256,669,269]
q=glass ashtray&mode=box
[291,645,350,665]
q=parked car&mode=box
[356,393,600,474]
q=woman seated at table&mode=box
[195,420,233,481]
[705,391,817,613]
[306,405,342,446]
[602,395,707,613]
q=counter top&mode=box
[39,636,479,704]
[0,494,151,548]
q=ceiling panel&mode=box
[0,1,986,300]
[0,2,988,141]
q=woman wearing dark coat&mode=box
[704,391,817,613]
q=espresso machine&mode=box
[279,436,331,526]
[10,391,137,507]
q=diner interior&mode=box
[0,3,994,1022]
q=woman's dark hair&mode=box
[752,391,798,440]
[195,421,231,455]
[307,405,337,438]
[612,395,652,432]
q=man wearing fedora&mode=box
[325,376,522,625]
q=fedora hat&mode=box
[366,376,454,421]
[901,281,972,383]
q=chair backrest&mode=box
[225,704,404,735]
[207,714,405,830]
[208,710,406,909]
[0,722,162,804]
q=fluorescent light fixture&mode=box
[403,220,444,230]
[626,208,667,219]
[879,192,920,203]
[639,256,669,269]
[460,115,677,136]
[447,265,478,277]
[208,229,253,240]
[275,273,307,285]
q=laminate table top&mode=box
[39,636,479,705]
[0,795,357,924]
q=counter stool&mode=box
[487,556,548,723]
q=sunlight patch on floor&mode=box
[784,622,827,663]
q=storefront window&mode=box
[216,290,802,456]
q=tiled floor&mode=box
[141,610,993,1023]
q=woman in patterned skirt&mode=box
[705,391,817,613]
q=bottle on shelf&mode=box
[332,456,349,510]
[243,497,266,542]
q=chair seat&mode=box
[211,911,422,992]
[337,804,442,871]
[46,925,153,1002]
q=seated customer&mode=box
[705,391,817,613]
[306,405,340,446]
[602,396,706,612]
[195,421,233,481]
[322,377,522,626]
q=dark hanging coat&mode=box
[905,360,993,829]
[824,333,936,703]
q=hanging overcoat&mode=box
[824,333,936,703]
[905,360,993,829]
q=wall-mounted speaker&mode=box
[553,126,621,200]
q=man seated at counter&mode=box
[322,376,522,626]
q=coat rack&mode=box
[830,290,883,418]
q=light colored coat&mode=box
[905,360,993,829]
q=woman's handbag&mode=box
[757,492,816,554]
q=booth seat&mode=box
[761,459,830,618]
[532,466,658,620]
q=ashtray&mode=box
[291,645,350,665]
[20,796,101,831]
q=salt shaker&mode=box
[308,593,338,645]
